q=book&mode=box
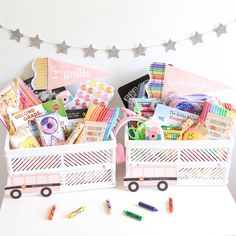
[9,99,68,139]
[154,104,199,126]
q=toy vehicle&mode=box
[5,173,61,199]
[124,165,177,192]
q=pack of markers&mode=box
[118,62,235,190]
[2,58,119,198]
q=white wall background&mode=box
[0,0,236,205]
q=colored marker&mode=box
[105,199,112,214]
[123,210,143,221]
[48,204,56,220]
[168,198,174,213]
[138,201,158,212]
[68,206,86,218]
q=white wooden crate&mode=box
[4,133,117,192]
[124,127,234,186]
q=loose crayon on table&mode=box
[48,204,56,220]
[105,199,112,214]
[123,210,143,221]
[168,198,174,213]
[68,206,86,218]
[138,201,158,212]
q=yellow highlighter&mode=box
[68,206,86,218]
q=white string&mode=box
[0,18,235,53]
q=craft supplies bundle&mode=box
[118,62,235,192]
[118,62,236,141]
[0,58,119,150]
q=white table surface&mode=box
[0,166,236,236]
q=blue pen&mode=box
[138,201,158,212]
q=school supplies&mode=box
[10,126,40,149]
[78,121,107,143]
[168,198,173,213]
[66,122,84,144]
[31,58,108,90]
[138,201,158,212]
[154,104,199,126]
[85,104,120,141]
[0,80,20,128]
[105,199,112,214]
[8,99,68,139]
[167,94,211,115]
[56,90,74,109]
[118,74,149,107]
[146,62,166,98]
[16,77,42,109]
[182,123,207,140]
[199,102,235,139]
[129,98,160,118]
[146,62,231,98]
[36,112,65,146]
[162,126,182,140]
[24,76,67,102]
[179,118,194,133]
[48,204,56,220]
[144,116,164,140]
[128,121,146,140]
[73,80,114,109]
[68,206,86,218]
[123,210,143,221]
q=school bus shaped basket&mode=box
[123,126,234,192]
[4,133,117,198]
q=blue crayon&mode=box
[138,201,158,212]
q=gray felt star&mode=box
[134,43,146,57]
[214,23,227,37]
[190,32,203,45]
[29,34,43,49]
[163,39,176,52]
[84,44,97,57]
[57,41,70,54]
[108,45,120,58]
[10,28,23,43]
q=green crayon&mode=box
[123,210,143,221]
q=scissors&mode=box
[128,121,146,140]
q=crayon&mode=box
[123,210,143,221]
[168,198,174,213]
[105,199,112,214]
[48,204,56,220]
[68,206,86,218]
[138,201,158,212]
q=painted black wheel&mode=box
[157,181,168,191]
[40,187,52,197]
[128,182,139,192]
[10,189,22,199]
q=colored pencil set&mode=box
[146,62,166,99]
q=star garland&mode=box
[0,19,235,58]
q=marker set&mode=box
[199,102,236,139]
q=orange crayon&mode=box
[48,204,56,220]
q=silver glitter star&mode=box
[134,43,146,57]
[84,44,97,57]
[190,32,203,45]
[29,34,43,49]
[163,39,176,52]
[214,23,227,37]
[10,28,23,43]
[57,41,70,54]
[108,45,120,58]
